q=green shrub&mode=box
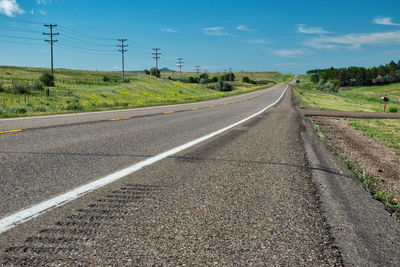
[103,75,110,82]
[188,77,198,83]
[216,80,233,92]
[242,76,255,84]
[0,83,4,92]
[389,107,398,113]
[39,72,54,86]
[9,107,27,114]
[150,67,160,78]
[66,103,84,110]
[209,76,218,83]
[32,80,44,90]
[33,106,47,112]
[11,81,31,94]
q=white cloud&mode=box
[30,8,34,14]
[304,30,400,50]
[246,39,270,44]
[297,24,330,34]
[237,25,253,32]
[373,17,400,26]
[160,28,179,33]
[0,0,24,17]
[36,0,52,5]
[202,27,233,36]
[275,49,307,57]
[39,9,46,15]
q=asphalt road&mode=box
[1,82,399,265]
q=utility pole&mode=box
[177,58,184,81]
[43,24,59,93]
[117,39,128,81]
[195,65,200,84]
[229,67,233,82]
[153,48,161,78]
[205,70,208,86]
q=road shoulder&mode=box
[301,111,400,265]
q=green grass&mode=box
[293,75,400,112]
[350,119,400,155]
[0,66,290,118]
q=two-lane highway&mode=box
[2,81,400,265]
[0,84,286,224]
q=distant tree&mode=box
[209,76,218,83]
[199,73,209,80]
[188,76,198,83]
[310,73,320,84]
[242,76,251,83]
[40,72,54,86]
[11,81,31,94]
[102,75,110,82]
[216,80,233,91]
[242,76,256,84]
[144,69,150,75]
[150,67,160,78]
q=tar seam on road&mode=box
[0,85,288,234]
[0,129,22,134]
[109,117,131,121]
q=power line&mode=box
[58,25,115,41]
[0,25,42,34]
[54,43,117,55]
[0,14,44,25]
[0,33,42,41]
[58,31,116,47]
[58,38,116,52]
[118,39,128,81]
[0,39,43,46]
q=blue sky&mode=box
[1,0,400,74]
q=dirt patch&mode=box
[312,116,400,213]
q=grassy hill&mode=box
[293,75,400,112]
[0,66,291,118]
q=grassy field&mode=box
[162,71,289,82]
[350,119,400,155]
[0,66,291,118]
[294,74,400,157]
[293,75,400,112]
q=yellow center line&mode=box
[110,117,131,121]
[0,129,23,134]
[164,111,175,114]
[223,103,228,106]
[192,108,199,110]
[209,105,215,108]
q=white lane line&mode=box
[0,84,288,234]
[0,85,277,122]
